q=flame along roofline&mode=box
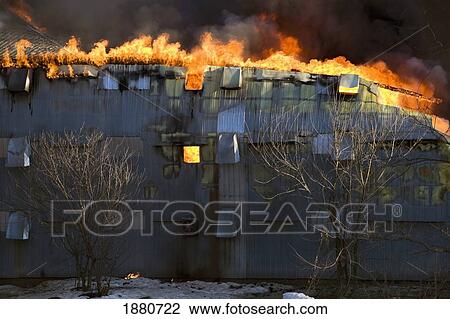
[0,61,441,97]
[0,63,441,99]
[37,64,448,99]
[42,63,444,105]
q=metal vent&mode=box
[221,67,242,89]
[98,72,119,90]
[216,133,240,164]
[6,212,30,240]
[6,137,31,167]
[7,69,33,93]
[339,74,360,95]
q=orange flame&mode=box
[1,49,14,68]
[264,33,302,59]
[279,34,302,58]
[15,39,32,68]
[0,32,441,111]
[124,272,141,280]
[186,33,244,90]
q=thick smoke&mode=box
[1,0,449,118]
[3,0,428,59]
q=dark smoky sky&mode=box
[2,0,450,118]
[3,0,443,60]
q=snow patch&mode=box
[0,278,294,299]
[283,292,314,299]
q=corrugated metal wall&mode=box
[0,65,448,280]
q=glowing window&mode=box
[183,146,201,164]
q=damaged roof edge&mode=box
[0,64,446,127]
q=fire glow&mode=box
[124,272,141,280]
[3,0,46,32]
[0,32,442,112]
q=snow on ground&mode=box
[0,278,296,299]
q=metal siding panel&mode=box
[217,104,245,134]
[0,66,447,280]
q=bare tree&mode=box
[249,87,440,294]
[9,130,143,296]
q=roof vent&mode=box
[216,133,240,164]
[7,69,33,93]
[339,74,360,95]
[6,137,31,167]
[6,212,30,240]
[185,72,204,91]
[221,67,242,89]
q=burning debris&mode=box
[124,272,141,280]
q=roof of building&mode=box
[0,9,61,57]
[0,9,448,139]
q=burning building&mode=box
[0,7,449,281]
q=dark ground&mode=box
[1,278,449,299]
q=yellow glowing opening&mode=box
[183,146,201,164]
[339,86,359,95]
